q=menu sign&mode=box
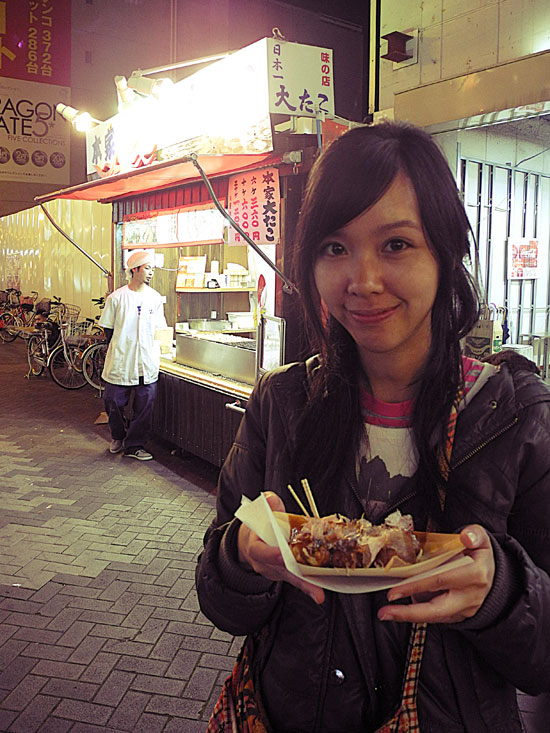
[123,205,226,247]
[227,167,280,246]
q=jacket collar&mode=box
[451,364,550,467]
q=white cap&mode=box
[126,249,155,270]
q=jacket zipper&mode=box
[451,417,518,470]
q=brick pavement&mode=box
[0,339,240,732]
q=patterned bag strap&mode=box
[375,387,463,733]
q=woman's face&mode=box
[313,172,439,379]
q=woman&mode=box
[196,122,550,731]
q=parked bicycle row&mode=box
[0,289,107,393]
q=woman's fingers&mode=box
[378,525,495,624]
[237,492,325,605]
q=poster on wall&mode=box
[175,255,207,290]
[0,0,71,87]
[0,76,70,185]
[507,238,539,280]
[227,167,280,246]
[122,206,225,247]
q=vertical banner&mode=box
[227,167,280,246]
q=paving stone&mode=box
[120,603,154,628]
[93,669,135,706]
[42,678,99,701]
[133,711,168,733]
[13,627,62,645]
[0,343,228,730]
[1,674,48,711]
[0,655,38,690]
[181,666,218,701]
[36,717,73,732]
[67,636,106,665]
[31,659,85,679]
[164,718,208,733]
[0,622,17,646]
[79,652,120,684]
[0,708,19,731]
[57,620,95,647]
[145,694,202,718]
[7,694,61,733]
[130,674,185,696]
[53,698,113,726]
[104,690,150,730]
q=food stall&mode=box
[36,36,355,466]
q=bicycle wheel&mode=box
[0,311,21,342]
[27,333,45,375]
[82,341,107,390]
[48,344,87,389]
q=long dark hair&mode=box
[290,122,480,498]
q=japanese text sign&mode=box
[267,38,334,118]
[227,167,280,246]
[0,0,71,86]
[123,205,226,248]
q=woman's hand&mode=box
[377,525,495,624]
[237,491,325,605]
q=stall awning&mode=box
[35,152,281,204]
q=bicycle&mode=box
[81,339,108,391]
[0,288,28,342]
[47,312,89,390]
[1,291,64,343]
[26,320,61,377]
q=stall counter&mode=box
[154,357,252,467]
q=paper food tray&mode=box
[235,494,472,594]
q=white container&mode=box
[227,311,255,329]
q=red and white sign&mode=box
[228,167,280,246]
[508,238,539,280]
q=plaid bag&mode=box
[207,631,271,733]
[375,388,462,733]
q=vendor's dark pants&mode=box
[103,378,157,451]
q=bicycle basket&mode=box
[64,319,90,347]
[0,291,8,305]
[62,304,81,324]
[21,296,34,311]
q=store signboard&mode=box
[86,38,334,177]
[0,0,71,87]
[122,204,226,248]
[508,238,539,280]
[0,75,70,184]
[227,167,280,245]
[266,38,334,118]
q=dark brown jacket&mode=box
[196,359,550,731]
